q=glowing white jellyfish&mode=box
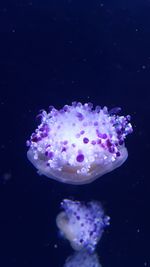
[56,199,110,252]
[26,102,133,184]
[63,250,101,267]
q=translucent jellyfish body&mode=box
[64,250,101,267]
[56,199,110,252]
[27,102,133,184]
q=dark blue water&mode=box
[0,0,149,266]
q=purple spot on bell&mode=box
[102,133,107,139]
[116,151,121,157]
[119,140,124,145]
[106,139,112,147]
[108,146,115,153]
[83,137,89,144]
[31,134,41,142]
[76,112,84,121]
[63,105,69,112]
[61,147,67,152]
[94,121,98,126]
[91,140,96,145]
[80,130,85,135]
[76,154,84,162]
[41,132,48,138]
[96,130,107,139]
[48,151,54,159]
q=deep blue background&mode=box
[0,0,149,266]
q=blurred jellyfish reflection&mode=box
[56,199,110,252]
[63,250,102,267]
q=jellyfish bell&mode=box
[63,250,102,267]
[27,145,128,184]
[27,102,133,185]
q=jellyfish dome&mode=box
[27,102,133,184]
[56,199,110,252]
[63,250,101,267]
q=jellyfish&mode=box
[26,102,133,184]
[56,199,110,252]
[63,250,102,267]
